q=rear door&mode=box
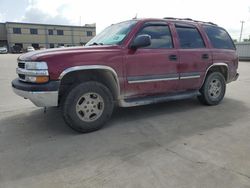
[124,22,179,98]
[175,24,212,91]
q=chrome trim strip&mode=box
[201,63,229,86]
[12,87,58,107]
[180,75,200,79]
[59,65,121,98]
[16,68,49,76]
[128,77,179,84]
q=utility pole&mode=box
[239,21,245,42]
[79,16,82,26]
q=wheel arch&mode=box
[58,65,120,103]
[201,63,229,87]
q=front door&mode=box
[124,23,179,98]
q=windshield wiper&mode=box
[89,42,104,46]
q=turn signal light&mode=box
[35,76,49,83]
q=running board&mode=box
[119,90,200,107]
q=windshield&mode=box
[86,20,137,46]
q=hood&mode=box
[18,45,121,61]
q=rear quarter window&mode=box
[203,25,235,50]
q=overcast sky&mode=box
[0,0,250,40]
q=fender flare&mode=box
[201,63,229,86]
[58,65,121,97]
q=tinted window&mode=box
[14,43,23,48]
[30,28,38,35]
[32,43,39,49]
[137,25,173,49]
[57,30,64,35]
[176,26,205,49]
[13,28,21,34]
[203,25,235,49]
[48,29,53,35]
[49,43,54,48]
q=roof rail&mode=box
[163,17,217,26]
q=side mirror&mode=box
[130,34,151,49]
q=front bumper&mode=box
[12,78,60,107]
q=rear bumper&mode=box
[233,73,239,81]
[12,78,59,107]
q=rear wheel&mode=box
[198,72,226,105]
[62,81,114,133]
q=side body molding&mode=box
[58,65,121,98]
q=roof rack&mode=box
[163,17,217,26]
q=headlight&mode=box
[17,61,49,83]
[25,61,48,70]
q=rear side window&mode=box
[137,25,173,49]
[176,26,205,49]
[203,25,235,50]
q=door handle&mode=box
[169,54,178,61]
[202,54,209,59]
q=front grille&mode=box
[18,62,25,69]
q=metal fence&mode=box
[235,42,250,60]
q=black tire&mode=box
[198,72,226,106]
[62,81,114,133]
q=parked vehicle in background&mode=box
[0,46,8,54]
[39,46,46,50]
[11,45,23,53]
[12,18,239,133]
[27,46,35,52]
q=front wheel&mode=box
[62,81,114,133]
[198,72,226,105]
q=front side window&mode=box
[176,26,205,49]
[136,25,173,49]
[86,20,137,46]
[203,25,235,49]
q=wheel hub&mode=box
[208,78,222,99]
[76,92,104,122]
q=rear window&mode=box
[176,26,205,49]
[203,25,235,50]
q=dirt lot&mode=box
[0,54,250,188]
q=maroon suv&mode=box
[12,18,239,133]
